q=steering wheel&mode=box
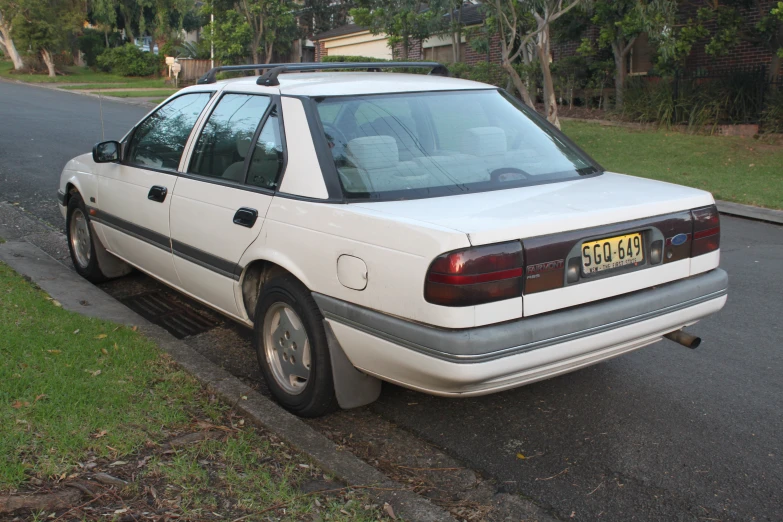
[490,167,529,183]
[322,122,348,149]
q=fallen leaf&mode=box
[131,326,138,332]
[114,508,128,515]
[12,400,29,409]
[109,460,128,467]
[241,395,247,400]
[101,348,108,355]
[298,464,310,469]
[383,502,396,519]
[47,350,61,354]
[84,369,102,377]
[95,334,107,339]
[92,430,108,439]
[51,300,61,307]
[516,453,526,460]
[34,394,48,403]
[73,329,80,335]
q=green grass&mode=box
[0,61,162,85]
[563,121,783,210]
[58,80,169,90]
[101,89,178,98]
[0,262,384,520]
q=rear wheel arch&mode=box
[240,259,305,322]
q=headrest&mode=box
[461,127,507,157]
[236,134,252,158]
[346,136,399,170]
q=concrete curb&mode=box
[0,237,457,522]
[716,200,783,225]
[0,76,159,109]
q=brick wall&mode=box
[463,33,502,65]
[392,39,423,60]
[314,40,327,62]
[681,0,777,73]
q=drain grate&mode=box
[121,291,217,339]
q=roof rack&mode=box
[196,61,450,86]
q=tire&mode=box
[66,192,107,283]
[253,274,338,417]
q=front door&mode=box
[170,92,286,318]
[95,92,213,286]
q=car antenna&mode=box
[98,88,105,141]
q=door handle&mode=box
[148,185,168,203]
[233,207,258,228]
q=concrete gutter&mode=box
[0,234,458,522]
[715,200,783,225]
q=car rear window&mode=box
[314,89,600,201]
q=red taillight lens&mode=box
[425,242,524,306]
[691,205,720,257]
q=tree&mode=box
[301,0,354,35]
[429,0,466,62]
[585,0,645,109]
[350,0,435,59]
[88,0,118,46]
[0,3,24,70]
[12,0,86,77]
[696,0,783,81]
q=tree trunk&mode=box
[612,39,628,110]
[537,27,559,129]
[265,42,274,64]
[770,52,781,82]
[104,30,109,48]
[41,49,56,78]
[0,20,24,70]
[503,61,534,107]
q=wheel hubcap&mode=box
[69,209,92,268]
[262,303,311,395]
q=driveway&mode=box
[1,79,781,521]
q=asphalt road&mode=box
[2,80,782,521]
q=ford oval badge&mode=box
[671,233,688,246]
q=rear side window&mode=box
[126,92,212,171]
[188,94,271,182]
[246,110,284,189]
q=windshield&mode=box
[314,89,600,201]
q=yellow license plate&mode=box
[581,233,644,275]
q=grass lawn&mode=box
[0,61,165,86]
[100,89,178,98]
[0,261,383,520]
[562,121,783,210]
[59,80,169,90]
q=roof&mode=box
[210,72,491,96]
[313,2,486,41]
[313,23,368,41]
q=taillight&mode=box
[691,205,720,256]
[425,241,524,306]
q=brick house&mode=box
[312,2,503,65]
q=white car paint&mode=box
[59,71,726,399]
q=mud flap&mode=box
[89,222,133,278]
[324,321,381,409]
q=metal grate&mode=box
[121,291,217,339]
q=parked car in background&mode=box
[58,62,728,417]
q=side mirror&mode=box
[92,141,120,163]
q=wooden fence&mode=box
[175,59,215,84]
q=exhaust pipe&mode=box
[664,329,701,349]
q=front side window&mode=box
[315,89,600,200]
[126,92,212,171]
[188,94,271,182]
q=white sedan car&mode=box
[58,62,727,417]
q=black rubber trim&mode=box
[89,208,242,281]
[89,208,171,250]
[171,240,240,281]
[314,269,728,363]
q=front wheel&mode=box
[253,275,338,417]
[66,192,107,283]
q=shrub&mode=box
[449,62,506,87]
[762,88,783,133]
[97,44,163,76]
[78,29,105,68]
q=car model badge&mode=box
[671,233,688,246]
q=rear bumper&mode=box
[315,269,728,396]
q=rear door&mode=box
[95,92,213,286]
[169,91,286,318]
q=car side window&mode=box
[126,92,212,171]
[188,94,271,182]
[246,110,284,190]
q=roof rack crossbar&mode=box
[196,61,449,86]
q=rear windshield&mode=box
[314,89,600,201]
